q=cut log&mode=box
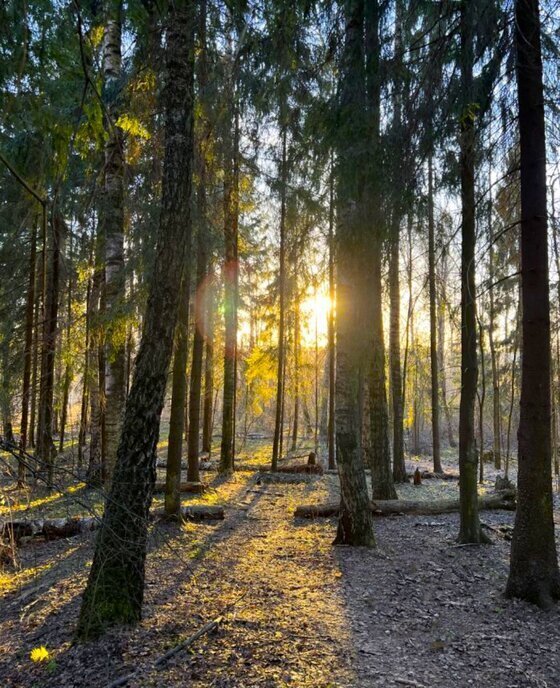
[154,481,208,494]
[294,490,517,519]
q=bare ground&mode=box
[0,450,559,688]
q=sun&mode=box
[300,292,332,347]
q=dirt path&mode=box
[1,468,560,687]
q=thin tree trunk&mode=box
[506,0,560,608]
[87,233,104,487]
[102,0,126,485]
[458,0,486,543]
[36,209,64,488]
[291,293,300,452]
[165,273,191,516]
[487,190,502,470]
[365,0,396,501]
[271,124,288,471]
[327,160,336,469]
[428,155,443,474]
[187,224,208,483]
[437,241,456,448]
[77,1,196,637]
[18,220,37,482]
[477,317,486,483]
[389,214,407,482]
[505,305,519,480]
[202,272,214,455]
[220,87,240,473]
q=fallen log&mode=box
[274,464,323,475]
[413,471,460,481]
[153,481,208,494]
[0,516,99,544]
[257,472,318,485]
[155,505,225,522]
[1,503,224,550]
[294,490,516,519]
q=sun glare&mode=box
[301,292,332,347]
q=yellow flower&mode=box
[30,646,50,663]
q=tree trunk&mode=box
[165,272,190,517]
[202,272,214,455]
[428,155,443,474]
[59,241,74,454]
[333,0,376,547]
[220,91,240,473]
[271,124,288,472]
[86,234,104,487]
[478,317,486,483]
[437,240,456,448]
[327,160,336,469]
[506,0,560,608]
[18,220,37,482]
[459,0,486,543]
[36,209,64,488]
[77,0,196,638]
[488,226,502,470]
[457,0,486,544]
[291,293,300,452]
[101,0,126,485]
[187,225,208,483]
[365,0,396,501]
[389,215,407,482]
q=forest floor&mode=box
[0,443,559,687]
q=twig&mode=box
[105,592,247,688]
[154,617,222,666]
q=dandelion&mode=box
[30,646,50,663]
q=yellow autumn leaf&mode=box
[115,114,151,141]
[90,25,104,49]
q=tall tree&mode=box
[506,0,560,608]
[457,0,487,543]
[428,155,443,474]
[101,0,127,484]
[365,0,396,501]
[77,0,196,637]
[333,0,376,546]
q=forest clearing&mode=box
[0,444,559,688]
[2,0,560,685]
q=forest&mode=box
[0,0,559,685]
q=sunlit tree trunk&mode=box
[101,0,126,485]
[506,0,560,608]
[271,124,288,471]
[220,83,240,473]
[202,272,214,455]
[327,161,336,469]
[77,0,196,638]
[291,291,300,452]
